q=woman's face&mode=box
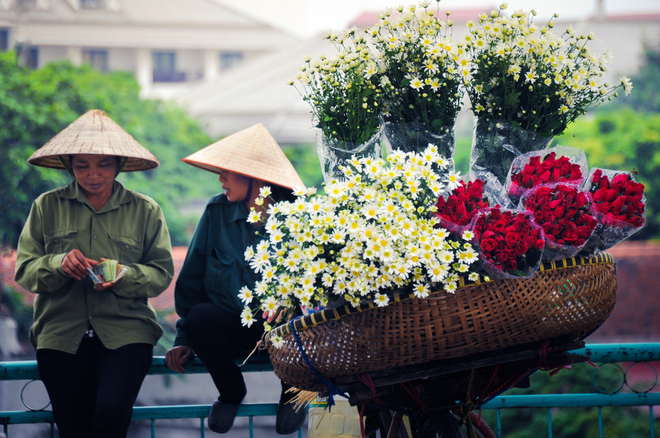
[219,170,252,203]
[71,154,118,198]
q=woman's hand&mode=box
[262,307,295,325]
[93,258,124,291]
[61,249,97,281]
[165,345,194,374]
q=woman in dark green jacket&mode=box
[15,110,174,438]
[165,123,307,434]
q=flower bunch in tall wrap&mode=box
[589,170,645,228]
[367,1,464,130]
[472,207,545,278]
[434,179,490,234]
[580,168,646,253]
[241,145,481,338]
[291,28,382,146]
[508,150,585,203]
[462,4,632,136]
[522,184,597,261]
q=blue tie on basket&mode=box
[291,319,346,408]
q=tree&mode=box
[555,110,660,240]
[0,51,222,246]
[618,46,660,113]
[481,362,657,437]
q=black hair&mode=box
[270,184,297,203]
[67,155,123,178]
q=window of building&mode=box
[16,0,37,8]
[153,51,184,82]
[0,29,8,52]
[220,52,243,71]
[83,49,108,72]
[26,48,38,69]
[79,0,107,9]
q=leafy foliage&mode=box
[556,109,660,240]
[618,46,660,113]
[481,363,657,437]
[368,3,463,130]
[463,6,630,137]
[293,29,382,146]
[0,51,221,246]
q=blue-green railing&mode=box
[2,343,660,437]
[0,354,290,438]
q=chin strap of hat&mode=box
[117,157,128,173]
[58,156,75,177]
[242,178,255,206]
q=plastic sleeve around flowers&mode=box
[505,145,589,205]
[316,127,383,186]
[469,118,554,185]
[382,121,455,171]
[469,207,545,280]
[580,168,646,254]
[518,182,598,262]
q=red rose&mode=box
[481,238,498,253]
[589,169,645,228]
[509,152,584,202]
[435,179,490,232]
[523,184,597,261]
[472,208,543,278]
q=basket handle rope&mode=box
[291,321,345,406]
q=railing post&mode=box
[651,405,655,438]
[547,408,552,438]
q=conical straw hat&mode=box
[28,109,159,172]
[183,123,304,190]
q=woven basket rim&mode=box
[267,252,615,344]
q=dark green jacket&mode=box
[15,181,174,353]
[173,194,263,347]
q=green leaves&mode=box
[0,51,218,247]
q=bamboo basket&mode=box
[266,253,617,391]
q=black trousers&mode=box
[185,303,270,404]
[36,336,152,438]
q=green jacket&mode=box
[173,194,263,347]
[15,180,174,354]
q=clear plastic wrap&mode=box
[434,173,514,237]
[470,207,545,280]
[317,128,383,186]
[519,183,597,262]
[506,145,588,205]
[434,178,490,237]
[383,121,455,170]
[580,168,646,253]
[470,118,554,185]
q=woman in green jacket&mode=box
[15,110,174,438]
[165,123,307,434]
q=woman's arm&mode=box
[171,206,214,347]
[110,202,174,299]
[15,200,71,293]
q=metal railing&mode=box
[481,343,660,438]
[2,343,660,437]
[0,354,291,438]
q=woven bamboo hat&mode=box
[28,109,159,172]
[183,123,304,190]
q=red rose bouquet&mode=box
[471,207,545,279]
[435,179,490,236]
[581,168,646,252]
[521,184,597,261]
[507,146,587,205]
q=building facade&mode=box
[0,0,300,98]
